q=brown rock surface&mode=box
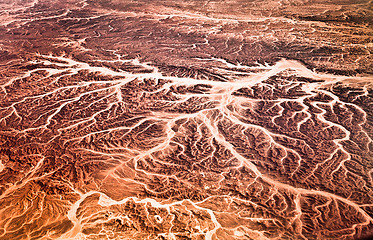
[0,0,372,239]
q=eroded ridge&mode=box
[0,0,373,239]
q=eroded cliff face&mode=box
[0,0,372,239]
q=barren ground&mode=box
[0,0,372,239]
